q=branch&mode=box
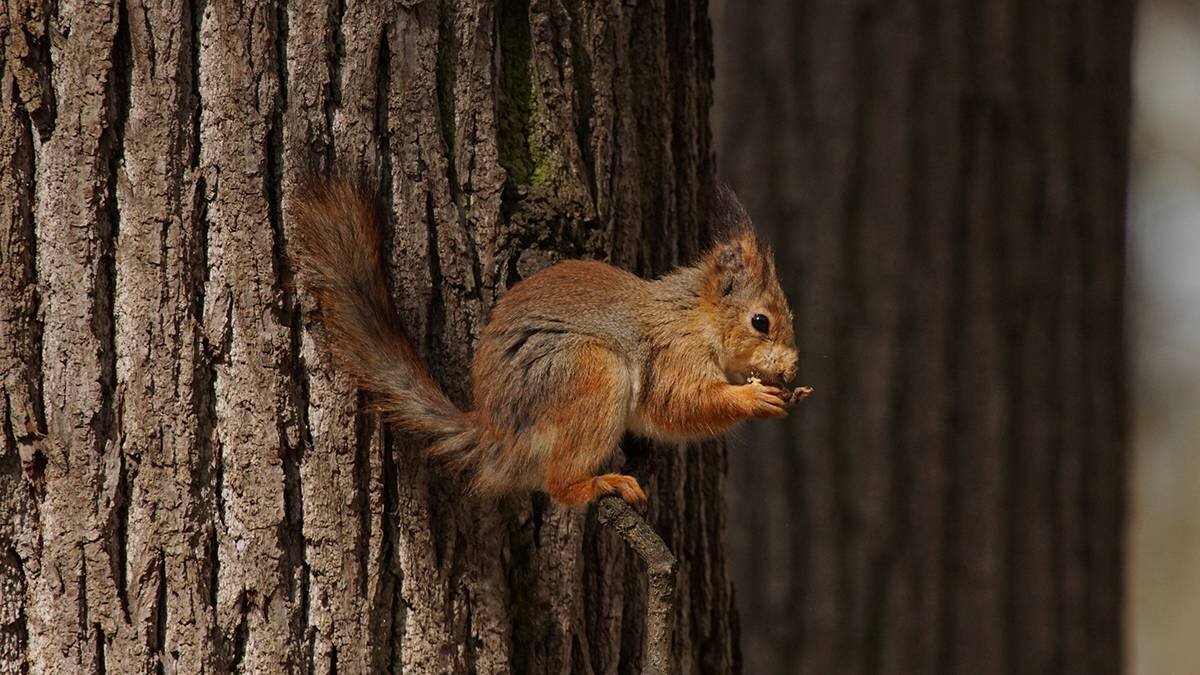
[595,495,678,675]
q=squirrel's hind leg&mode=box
[540,344,645,507]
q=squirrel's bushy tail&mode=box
[290,177,476,465]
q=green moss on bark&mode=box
[497,0,535,184]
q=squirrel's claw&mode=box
[609,474,648,509]
[585,473,647,509]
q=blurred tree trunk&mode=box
[714,2,1131,674]
[0,0,735,672]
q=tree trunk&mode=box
[714,2,1131,674]
[0,0,735,672]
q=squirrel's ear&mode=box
[714,236,749,272]
[704,182,764,297]
[707,234,755,296]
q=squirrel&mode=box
[290,178,808,507]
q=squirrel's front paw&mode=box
[740,381,789,418]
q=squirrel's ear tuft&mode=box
[703,182,769,298]
[711,182,752,238]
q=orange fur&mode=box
[290,178,473,452]
[541,345,645,507]
[290,178,803,508]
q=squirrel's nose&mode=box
[781,360,798,386]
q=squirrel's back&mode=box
[472,260,648,394]
[484,260,648,352]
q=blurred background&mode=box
[1127,1,1200,673]
[712,0,1198,672]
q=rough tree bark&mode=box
[0,0,736,672]
[714,2,1131,674]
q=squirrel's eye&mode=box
[751,313,770,333]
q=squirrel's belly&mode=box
[624,364,697,442]
[624,363,648,436]
[627,410,652,438]
[625,386,682,441]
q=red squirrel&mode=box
[290,178,808,507]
